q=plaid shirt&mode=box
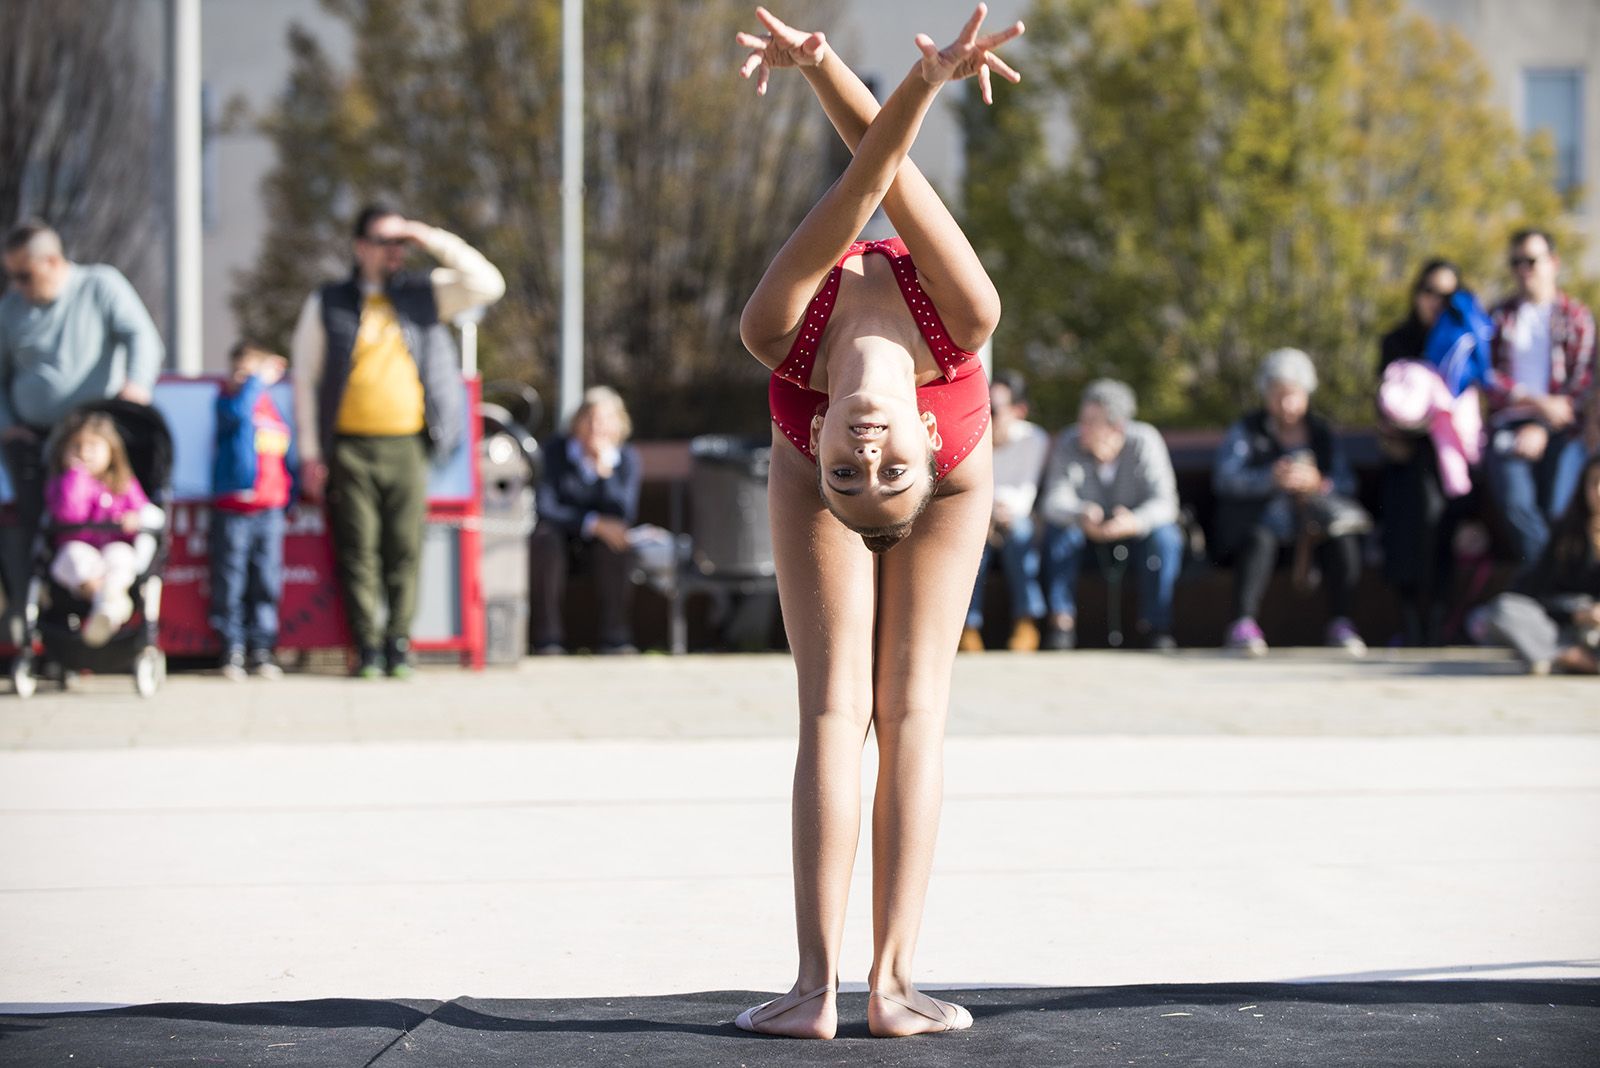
[1488,290,1595,417]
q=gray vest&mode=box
[316,270,465,462]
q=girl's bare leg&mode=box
[739,434,878,1038]
[866,442,993,1036]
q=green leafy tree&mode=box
[961,0,1591,428]
[235,0,837,437]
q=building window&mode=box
[1524,68,1584,195]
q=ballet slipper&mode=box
[868,988,973,1037]
[734,983,836,1038]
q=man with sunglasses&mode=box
[291,204,504,678]
[1485,228,1596,573]
[0,220,163,642]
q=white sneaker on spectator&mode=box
[1326,617,1367,657]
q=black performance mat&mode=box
[1,982,1595,1067]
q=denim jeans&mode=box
[1044,521,1184,634]
[209,506,286,653]
[1486,427,1585,571]
[966,514,1046,629]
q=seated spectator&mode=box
[1469,454,1600,674]
[1484,228,1595,575]
[960,371,1050,652]
[1375,259,1473,645]
[531,386,642,655]
[1213,349,1368,657]
[1039,379,1182,651]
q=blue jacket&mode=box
[1422,290,1495,396]
[536,435,641,537]
[211,375,297,500]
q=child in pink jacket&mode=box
[45,411,159,646]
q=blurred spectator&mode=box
[1484,228,1595,574]
[960,371,1050,652]
[1376,259,1473,645]
[531,386,642,655]
[1213,349,1369,657]
[1469,454,1600,675]
[210,341,292,682]
[0,220,163,643]
[292,204,504,678]
[1040,379,1182,651]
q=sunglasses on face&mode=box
[363,236,407,249]
[1509,255,1543,270]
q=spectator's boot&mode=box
[1007,618,1041,652]
[384,637,414,679]
[353,646,383,679]
[1042,615,1076,651]
[958,626,985,653]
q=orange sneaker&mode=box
[958,627,985,653]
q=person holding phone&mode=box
[1212,348,1367,656]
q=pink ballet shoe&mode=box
[734,983,836,1038]
[868,988,973,1036]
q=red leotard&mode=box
[768,238,989,481]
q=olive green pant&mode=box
[328,434,428,650]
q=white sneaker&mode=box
[81,607,117,647]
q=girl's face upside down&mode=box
[810,390,940,533]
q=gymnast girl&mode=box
[733,4,1023,1039]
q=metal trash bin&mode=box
[688,435,774,577]
[479,400,540,664]
[682,435,777,652]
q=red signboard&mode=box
[158,501,351,656]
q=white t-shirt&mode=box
[991,420,1050,519]
[1509,301,1555,397]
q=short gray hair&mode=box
[1256,348,1317,397]
[1080,378,1137,427]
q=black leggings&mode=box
[1232,525,1360,621]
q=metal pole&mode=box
[559,0,584,425]
[166,0,202,375]
[459,319,478,378]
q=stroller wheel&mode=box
[11,650,37,700]
[134,648,165,699]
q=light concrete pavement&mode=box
[1,653,1596,1008]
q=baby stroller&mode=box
[11,399,173,699]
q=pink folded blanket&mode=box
[1378,360,1482,498]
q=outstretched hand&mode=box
[736,7,828,96]
[914,2,1024,104]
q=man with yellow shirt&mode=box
[292,205,505,677]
